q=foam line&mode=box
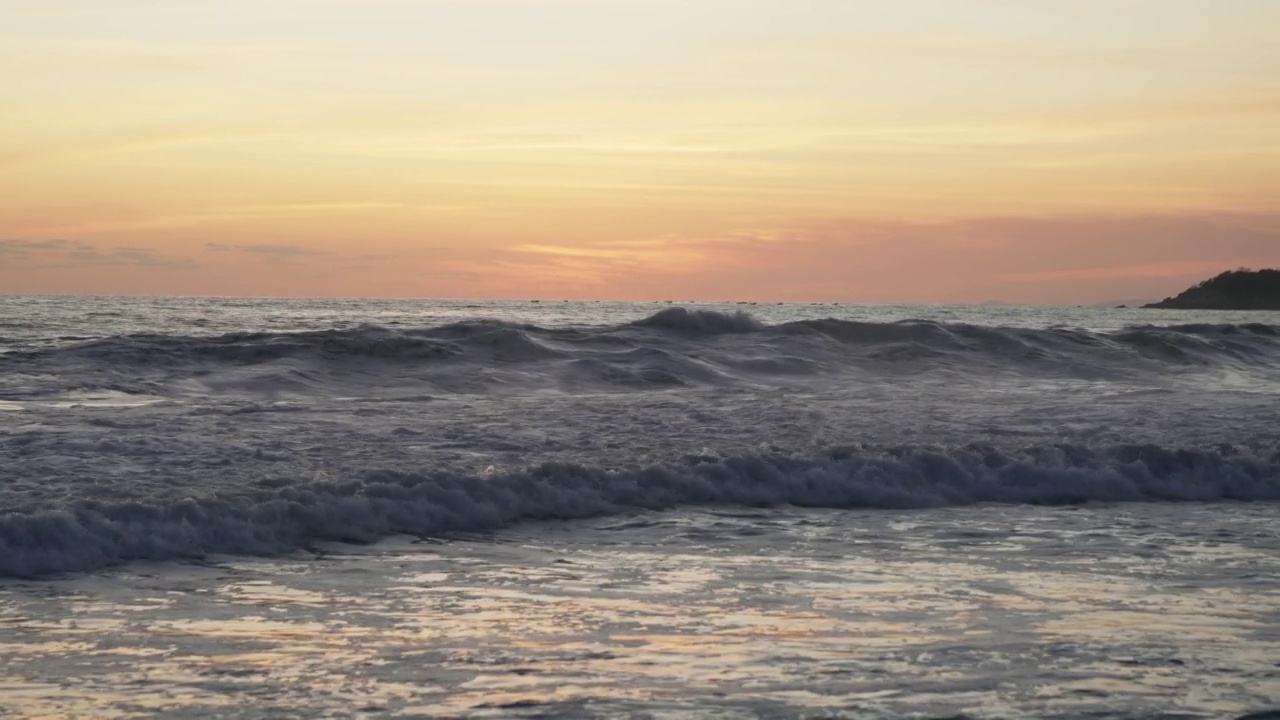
[2,443,1277,578]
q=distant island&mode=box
[1143,268,1280,310]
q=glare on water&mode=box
[1,504,1276,719]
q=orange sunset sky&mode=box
[2,0,1278,304]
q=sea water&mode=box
[0,296,1277,718]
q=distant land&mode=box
[1143,269,1280,310]
[1091,298,1157,309]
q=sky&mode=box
[1,0,1277,304]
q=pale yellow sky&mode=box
[2,0,1278,303]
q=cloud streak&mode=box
[205,243,330,258]
[3,213,1277,303]
[0,239,196,269]
[0,238,86,257]
[467,212,1280,304]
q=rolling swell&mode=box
[785,318,1280,367]
[3,322,559,366]
[3,311,1279,397]
[1,443,1277,578]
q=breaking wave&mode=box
[2,443,1278,578]
[630,307,765,334]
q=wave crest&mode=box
[5,313,1280,400]
[2,443,1277,578]
[630,308,765,334]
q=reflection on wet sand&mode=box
[0,503,1277,719]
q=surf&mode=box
[3,442,1277,578]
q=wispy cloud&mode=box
[60,246,196,269]
[677,213,1280,304]
[0,239,196,268]
[0,238,87,258]
[475,212,1280,304]
[204,242,330,258]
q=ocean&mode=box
[0,296,1277,719]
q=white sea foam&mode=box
[2,443,1277,578]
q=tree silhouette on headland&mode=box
[1143,268,1280,310]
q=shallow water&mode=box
[1,503,1277,719]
